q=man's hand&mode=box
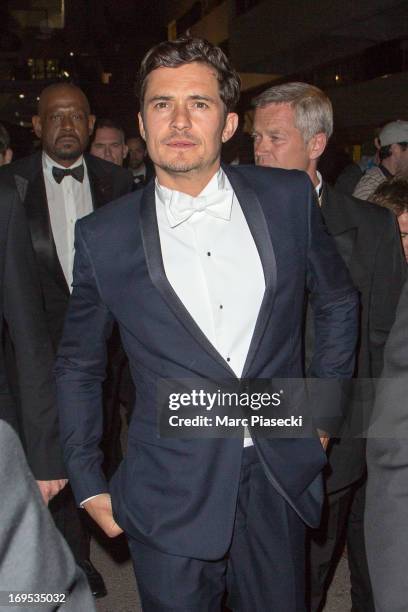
[83,493,123,538]
[36,479,68,505]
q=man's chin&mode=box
[54,146,82,161]
[163,163,199,173]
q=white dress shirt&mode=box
[156,168,265,447]
[43,152,93,290]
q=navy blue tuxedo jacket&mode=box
[56,165,358,560]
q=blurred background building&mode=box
[0,0,165,156]
[164,0,408,169]
[1,0,408,170]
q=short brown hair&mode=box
[371,178,408,216]
[138,37,241,113]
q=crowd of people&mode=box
[0,35,407,612]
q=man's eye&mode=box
[51,114,62,121]
[194,101,208,109]
[155,102,168,109]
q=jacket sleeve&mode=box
[305,180,359,434]
[369,210,406,379]
[55,221,114,505]
[3,195,65,480]
[365,277,408,612]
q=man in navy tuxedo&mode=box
[56,38,359,611]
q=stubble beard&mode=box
[54,143,83,161]
[157,145,222,176]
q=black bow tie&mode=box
[52,164,84,184]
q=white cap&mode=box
[379,120,408,147]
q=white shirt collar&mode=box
[315,171,323,198]
[155,168,234,228]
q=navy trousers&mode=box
[127,446,307,611]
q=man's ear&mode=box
[32,115,42,139]
[88,114,96,135]
[122,145,129,160]
[138,112,146,141]
[308,132,327,161]
[222,112,239,144]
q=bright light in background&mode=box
[19,93,25,99]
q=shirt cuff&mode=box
[80,493,107,508]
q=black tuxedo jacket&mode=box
[56,165,359,560]
[0,152,133,479]
[0,151,134,349]
[0,188,63,479]
[306,183,406,493]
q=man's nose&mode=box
[60,115,74,130]
[254,141,272,165]
[104,146,113,161]
[254,138,269,155]
[170,104,192,130]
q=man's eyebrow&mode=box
[147,95,173,103]
[188,94,216,102]
[146,94,216,103]
[47,106,86,114]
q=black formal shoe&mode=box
[78,559,107,598]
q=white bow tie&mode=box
[164,189,233,228]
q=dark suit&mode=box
[0,188,63,479]
[131,159,155,190]
[307,184,406,611]
[0,196,93,607]
[365,277,408,612]
[56,166,358,609]
[0,151,134,562]
[0,151,133,347]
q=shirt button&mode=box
[207,252,211,256]
[219,305,223,309]
[227,357,231,362]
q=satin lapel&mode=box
[139,181,235,377]
[223,166,277,378]
[86,156,113,210]
[17,169,69,295]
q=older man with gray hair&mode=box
[253,81,406,612]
